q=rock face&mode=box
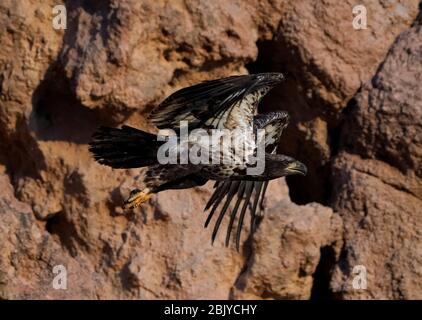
[341,23,422,179]
[0,172,341,299]
[232,198,342,300]
[330,21,422,299]
[247,0,420,204]
[330,154,422,299]
[0,174,111,299]
[0,1,421,299]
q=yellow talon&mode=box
[123,188,153,209]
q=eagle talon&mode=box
[123,188,152,209]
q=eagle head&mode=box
[264,154,307,178]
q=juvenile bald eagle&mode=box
[89,73,307,250]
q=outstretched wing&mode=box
[149,73,284,131]
[204,111,289,250]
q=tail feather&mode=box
[89,125,161,168]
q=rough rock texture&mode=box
[0,0,421,299]
[232,196,342,300]
[341,23,422,179]
[330,20,422,299]
[330,154,422,299]
[248,0,420,204]
[0,172,340,299]
[0,174,111,299]
[58,0,292,119]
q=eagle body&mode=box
[89,73,307,249]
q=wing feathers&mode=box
[211,181,241,244]
[203,110,289,249]
[236,182,254,251]
[149,73,284,130]
[225,181,247,247]
[250,181,264,231]
[204,181,231,228]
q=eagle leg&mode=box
[123,188,153,209]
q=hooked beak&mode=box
[286,161,307,176]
